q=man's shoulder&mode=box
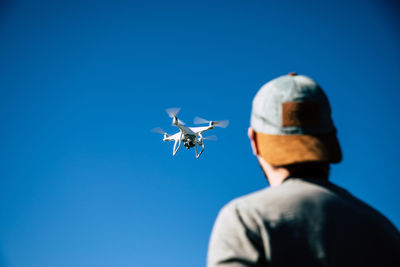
[217,179,312,221]
[220,178,399,233]
[222,178,331,212]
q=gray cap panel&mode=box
[251,75,336,135]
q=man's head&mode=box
[249,73,342,185]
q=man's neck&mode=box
[257,156,290,187]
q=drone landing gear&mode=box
[172,132,182,156]
[195,142,205,159]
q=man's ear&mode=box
[248,127,259,156]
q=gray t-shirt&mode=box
[207,178,400,267]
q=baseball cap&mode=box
[250,73,342,166]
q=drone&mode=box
[152,108,229,158]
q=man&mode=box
[207,73,400,266]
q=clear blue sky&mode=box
[1,0,399,266]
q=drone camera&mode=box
[184,139,195,149]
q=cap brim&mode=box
[255,131,342,166]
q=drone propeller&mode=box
[203,135,218,141]
[193,116,209,124]
[166,107,181,118]
[151,127,167,135]
[193,116,229,128]
[166,107,185,125]
[213,120,229,128]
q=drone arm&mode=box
[198,126,214,135]
[175,123,189,134]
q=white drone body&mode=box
[153,108,229,158]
